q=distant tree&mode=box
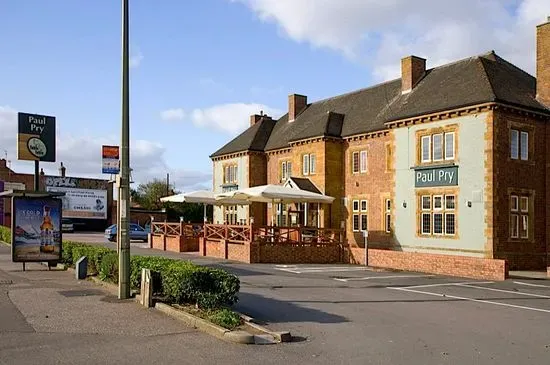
[131,179,212,222]
[133,179,175,210]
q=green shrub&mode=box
[163,265,240,309]
[207,308,242,330]
[0,226,11,244]
[99,252,119,283]
[130,256,181,293]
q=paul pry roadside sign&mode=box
[415,165,458,187]
[17,112,56,162]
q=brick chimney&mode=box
[0,159,6,169]
[401,56,426,94]
[59,162,66,177]
[537,17,550,107]
[288,94,307,122]
[250,112,272,127]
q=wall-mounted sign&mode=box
[102,145,120,174]
[11,197,62,262]
[17,112,56,162]
[415,165,458,187]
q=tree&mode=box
[131,179,212,222]
[132,179,175,210]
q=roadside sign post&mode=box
[118,0,131,300]
[363,230,368,266]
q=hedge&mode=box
[62,241,239,309]
[0,230,240,309]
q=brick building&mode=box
[0,159,114,230]
[210,18,550,272]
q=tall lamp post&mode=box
[118,0,131,299]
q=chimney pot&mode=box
[536,17,550,107]
[401,56,426,94]
[288,94,307,122]
[59,162,66,177]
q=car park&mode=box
[61,218,74,233]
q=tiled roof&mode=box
[288,177,322,194]
[210,117,276,158]
[211,51,550,157]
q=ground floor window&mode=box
[352,199,367,232]
[276,203,288,226]
[419,193,456,236]
[510,193,530,239]
[385,199,391,233]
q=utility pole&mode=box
[166,173,170,196]
[118,0,131,299]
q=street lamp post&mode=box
[118,0,131,299]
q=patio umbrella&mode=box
[216,184,335,226]
[160,190,249,222]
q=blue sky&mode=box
[0,0,548,191]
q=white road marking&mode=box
[513,281,550,288]
[334,275,435,282]
[455,283,550,299]
[389,287,550,314]
[402,281,494,289]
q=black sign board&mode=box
[17,112,56,162]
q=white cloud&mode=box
[0,105,211,192]
[190,103,282,134]
[162,103,282,135]
[130,50,144,68]
[160,108,186,121]
[234,0,550,80]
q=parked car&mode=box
[61,218,74,233]
[104,223,148,242]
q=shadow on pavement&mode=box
[235,292,348,324]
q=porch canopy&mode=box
[160,190,249,222]
[216,184,335,226]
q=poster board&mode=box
[11,196,62,262]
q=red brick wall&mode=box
[205,240,225,259]
[491,109,548,270]
[248,153,267,226]
[227,243,251,262]
[344,133,394,247]
[346,248,507,281]
[151,235,165,250]
[259,244,341,264]
[163,235,199,253]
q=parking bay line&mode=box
[454,283,550,299]
[402,281,494,289]
[275,267,373,274]
[334,275,435,282]
[389,287,550,314]
[513,281,550,288]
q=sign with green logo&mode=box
[415,165,458,187]
[17,112,56,162]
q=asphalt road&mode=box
[5,233,550,365]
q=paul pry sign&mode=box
[17,112,56,162]
[415,165,458,187]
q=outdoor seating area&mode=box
[150,184,346,263]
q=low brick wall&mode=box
[151,234,165,251]
[259,244,341,264]
[227,243,252,263]
[204,240,226,259]
[350,248,508,281]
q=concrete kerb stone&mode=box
[236,311,292,343]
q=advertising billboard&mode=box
[102,145,120,174]
[17,112,56,162]
[45,186,107,219]
[12,197,62,262]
